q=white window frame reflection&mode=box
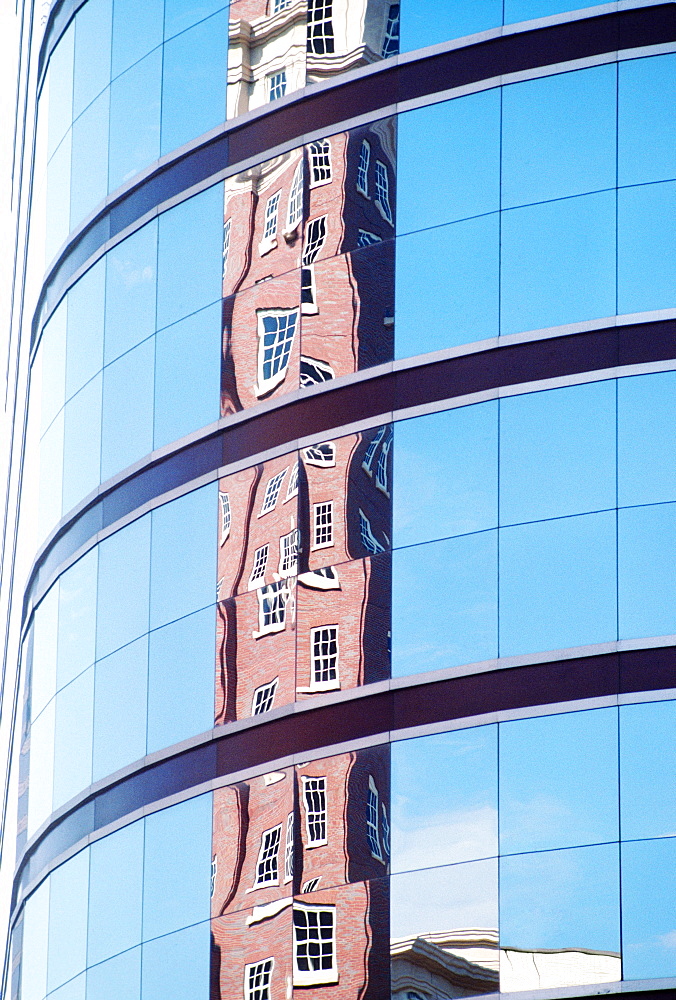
[260,191,281,254]
[253,824,283,887]
[255,309,298,397]
[267,69,287,102]
[357,139,370,196]
[285,460,299,501]
[374,160,393,225]
[244,957,274,1000]
[219,491,231,545]
[254,580,289,637]
[260,468,288,515]
[249,543,270,589]
[293,903,338,986]
[309,139,332,187]
[304,442,336,467]
[366,774,383,861]
[284,811,294,882]
[310,625,339,691]
[302,775,327,846]
[286,159,304,233]
[312,501,334,549]
[279,529,299,577]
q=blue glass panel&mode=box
[96,515,151,659]
[391,726,498,872]
[111,0,163,79]
[149,485,217,630]
[66,257,105,399]
[147,606,215,754]
[38,300,67,434]
[395,212,500,357]
[142,794,212,940]
[72,0,112,119]
[156,183,224,330]
[618,180,676,315]
[396,89,501,233]
[69,89,110,230]
[61,373,102,514]
[502,65,616,209]
[499,380,616,525]
[27,699,55,839]
[47,848,89,992]
[392,531,498,677]
[164,0,227,40]
[104,219,157,365]
[501,190,616,336]
[500,708,618,854]
[47,23,74,159]
[92,635,148,781]
[88,819,144,965]
[141,921,211,1000]
[108,48,162,193]
[618,372,676,507]
[20,872,49,1000]
[390,859,498,941]
[619,54,676,187]
[52,667,94,810]
[500,844,620,955]
[38,409,64,543]
[49,973,85,1000]
[393,401,498,548]
[499,511,617,656]
[621,838,676,980]
[87,948,141,1000]
[620,700,676,841]
[100,337,155,482]
[618,503,676,640]
[31,584,59,721]
[399,0,502,53]
[57,547,98,689]
[45,132,72,265]
[153,301,221,450]
[160,10,227,156]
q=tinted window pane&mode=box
[93,636,148,781]
[397,89,501,234]
[619,54,676,187]
[501,191,616,336]
[620,700,676,841]
[392,531,498,677]
[499,511,617,656]
[500,708,618,855]
[619,503,676,641]
[618,180,676,315]
[52,668,94,810]
[618,372,676,508]
[101,337,155,482]
[88,820,144,965]
[395,212,500,357]
[621,838,676,980]
[86,947,141,1000]
[108,48,162,192]
[66,257,105,399]
[47,848,89,992]
[400,0,502,56]
[62,373,102,513]
[57,547,98,689]
[72,0,112,119]
[111,0,163,79]
[141,921,211,1000]
[69,89,110,230]
[104,219,157,365]
[499,380,616,525]
[96,515,151,659]
[391,726,498,873]
[393,402,498,548]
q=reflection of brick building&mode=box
[211,747,390,998]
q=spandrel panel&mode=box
[395,211,500,357]
[500,190,616,336]
[96,514,151,660]
[618,503,676,641]
[100,337,155,483]
[31,585,59,722]
[499,844,621,992]
[619,54,676,187]
[391,860,499,995]
[71,0,112,120]
[56,546,97,690]
[87,818,144,966]
[52,667,94,811]
[499,380,616,526]
[108,47,162,193]
[156,182,223,330]
[392,531,498,676]
[153,301,221,450]
[141,921,211,1000]
[502,64,616,209]
[618,180,676,315]
[46,23,75,160]
[499,708,618,855]
[397,89,501,234]
[146,605,215,754]
[618,372,676,508]
[142,793,212,940]
[66,257,105,399]
[111,0,163,78]
[61,372,102,514]
[20,879,50,1000]
[149,483,218,631]
[393,402,498,548]
[86,947,141,1000]
[104,219,158,366]
[38,300,67,434]
[621,837,676,981]
[92,635,148,781]
[47,847,90,992]
[391,727,498,873]
[69,89,110,230]
[399,0,502,57]
[499,511,617,657]
[620,700,676,841]
[160,9,228,156]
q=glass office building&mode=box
[3,1,676,999]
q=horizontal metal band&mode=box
[23,315,676,627]
[11,641,676,919]
[33,2,676,348]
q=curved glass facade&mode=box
[7,4,676,1000]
